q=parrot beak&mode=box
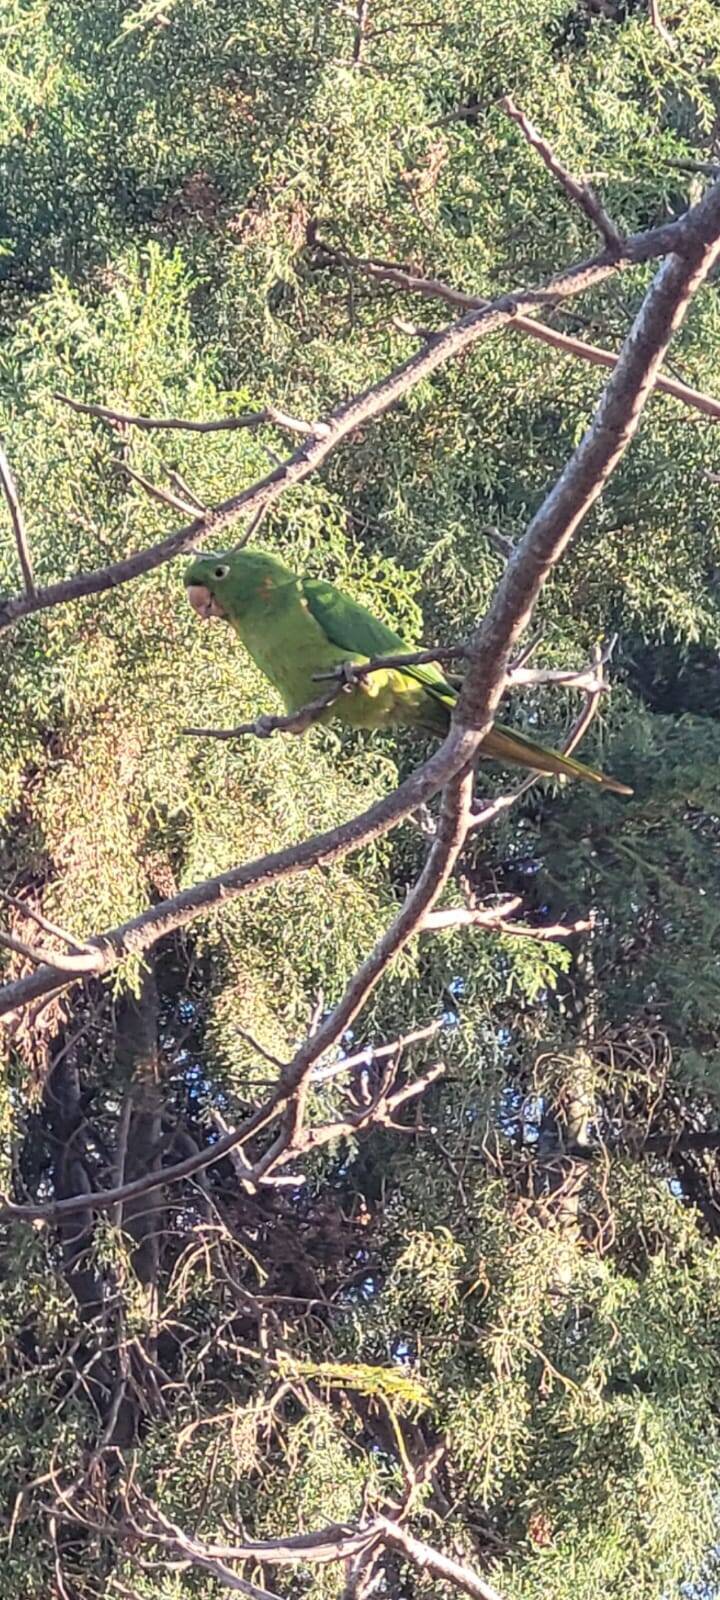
[186,583,226,621]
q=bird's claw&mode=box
[338,660,359,692]
[253,713,276,739]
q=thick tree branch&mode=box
[128,1497,502,1600]
[136,1498,380,1566]
[352,0,371,66]
[455,191,720,730]
[378,1517,503,1600]
[0,205,703,636]
[0,726,478,1026]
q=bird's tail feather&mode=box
[482,723,632,796]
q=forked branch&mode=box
[499,96,623,248]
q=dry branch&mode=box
[0,727,479,1027]
[648,0,675,46]
[423,904,592,940]
[127,1495,503,1600]
[3,181,720,1032]
[378,1517,503,1600]
[137,1497,381,1567]
[117,460,202,517]
[182,683,347,740]
[499,96,622,248]
[0,927,102,974]
[54,391,327,438]
[314,638,616,693]
[3,180,720,1247]
[0,892,94,953]
[0,205,703,637]
[248,766,475,1183]
[315,240,720,423]
[455,212,720,732]
[312,1020,443,1084]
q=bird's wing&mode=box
[302,578,456,710]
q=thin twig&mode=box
[236,1025,287,1069]
[312,1020,443,1084]
[116,460,202,517]
[167,469,206,510]
[648,0,675,47]
[499,96,623,248]
[54,392,328,438]
[423,905,592,940]
[0,892,94,953]
[0,440,34,594]
[0,927,102,974]
[181,684,346,741]
[312,645,469,680]
[468,643,611,830]
[312,637,616,693]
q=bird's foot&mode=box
[253,713,277,739]
[338,660,359,692]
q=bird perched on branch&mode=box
[184,546,631,794]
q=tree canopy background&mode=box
[2,1,720,1597]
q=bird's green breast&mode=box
[228,585,448,732]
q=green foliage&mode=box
[3,2,720,1598]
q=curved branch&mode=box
[3,183,720,1028]
[3,186,720,1233]
[54,392,326,438]
[456,192,720,729]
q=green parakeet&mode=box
[184,547,632,795]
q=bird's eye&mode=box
[213,564,229,580]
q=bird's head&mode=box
[184,546,295,622]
